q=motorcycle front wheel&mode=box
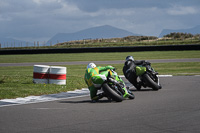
[128,93,135,99]
[102,83,124,102]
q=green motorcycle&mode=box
[136,64,162,91]
[94,69,135,102]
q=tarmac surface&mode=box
[0,76,200,133]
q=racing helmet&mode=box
[87,62,96,69]
[126,56,134,61]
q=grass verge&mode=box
[0,62,200,99]
[0,50,200,63]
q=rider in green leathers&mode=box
[84,63,115,102]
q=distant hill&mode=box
[47,25,140,44]
[159,25,200,37]
[0,37,33,48]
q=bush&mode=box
[164,32,194,39]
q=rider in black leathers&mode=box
[123,56,150,90]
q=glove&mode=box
[145,60,151,65]
[106,66,115,70]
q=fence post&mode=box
[37,41,39,47]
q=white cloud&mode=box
[89,8,136,17]
[167,5,197,15]
[32,0,62,5]
[0,0,200,42]
[0,15,12,22]
[54,2,83,17]
[32,0,41,4]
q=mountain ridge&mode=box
[1,25,200,48]
[47,25,140,44]
[159,25,200,37]
[0,37,33,48]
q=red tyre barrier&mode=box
[49,66,67,85]
[33,65,49,84]
[33,65,67,85]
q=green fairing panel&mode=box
[92,75,105,85]
[136,66,146,76]
[100,70,109,77]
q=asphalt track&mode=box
[0,76,200,133]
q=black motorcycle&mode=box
[135,64,162,91]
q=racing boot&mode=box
[126,87,135,99]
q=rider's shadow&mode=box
[129,86,156,92]
[59,99,112,104]
[131,89,156,92]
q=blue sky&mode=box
[0,0,200,42]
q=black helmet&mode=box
[126,56,134,61]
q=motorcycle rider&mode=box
[84,63,115,102]
[123,56,150,90]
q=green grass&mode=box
[0,50,200,99]
[0,50,200,63]
[0,62,200,99]
[0,65,86,99]
[109,62,200,76]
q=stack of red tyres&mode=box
[33,65,66,85]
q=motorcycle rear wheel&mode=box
[102,83,124,102]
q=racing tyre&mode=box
[102,83,123,102]
[142,73,160,90]
[128,93,135,99]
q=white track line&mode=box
[119,75,173,77]
[0,75,172,107]
[0,88,90,108]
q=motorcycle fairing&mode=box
[136,66,146,76]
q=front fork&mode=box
[109,78,129,98]
[122,87,129,98]
[118,82,129,98]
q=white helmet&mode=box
[87,63,96,69]
[126,56,134,61]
